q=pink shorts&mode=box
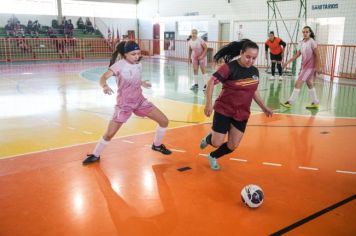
[112,99,155,123]
[191,56,207,67]
[298,68,315,81]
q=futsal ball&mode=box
[241,184,264,208]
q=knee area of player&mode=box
[158,117,169,128]
[103,134,114,141]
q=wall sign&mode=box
[312,4,338,10]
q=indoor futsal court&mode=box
[0,1,355,236]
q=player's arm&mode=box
[279,40,287,56]
[188,46,192,63]
[283,50,301,68]
[204,76,216,117]
[198,41,208,59]
[313,46,321,73]
[100,69,114,95]
[253,91,273,117]
[265,43,269,60]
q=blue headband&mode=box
[124,42,140,53]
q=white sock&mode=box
[93,137,109,157]
[193,75,198,85]
[202,74,209,85]
[153,126,167,146]
[308,88,319,104]
[288,88,300,104]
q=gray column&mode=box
[57,0,62,23]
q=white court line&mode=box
[298,166,319,171]
[336,170,356,175]
[67,127,76,130]
[52,122,61,126]
[122,140,134,144]
[262,162,282,167]
[82,131,93,135]
[199,153,208,157]
[170,149,186,153]
[144,144,151,147]
[230,158,248,162]
[0,122,212,160]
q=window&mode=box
[0,0,57,15]
[62,0,136,18]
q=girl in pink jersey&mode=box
[188,29,208,90]
[83,41,171,164]
[281,26,320,109]
[200,39,273,170]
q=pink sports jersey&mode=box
[109,59,154,122]
[110,59,145,108]
[297,38,317,81]
[299,38,317,69]
[188,37,206,59]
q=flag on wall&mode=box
[116,28,120,42]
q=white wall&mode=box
[137,0,356,44]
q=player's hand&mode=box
[282,62,288,69]
[188,58,192,63]
[103,84,114,95]
[204,103,213,117]
[142,80,152,88]
[263,107,273,117]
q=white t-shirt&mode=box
[188,37,206,59]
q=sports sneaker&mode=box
[280,101,292,108]
[207,154,220,170]
[82,154,100,165]
[190,84,198,90]
[305,103,319,109]
[200,133,210,149]
[152,144,172,155]
[278,76,283,81]
[269,76,275,80]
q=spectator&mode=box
[85,17,95,34]
[32,20,40,38]
[26,20,33,36]
[65,19,74,38]
[5,21,13,38]
[47,27,56,38]
[77,17,85,29]
[14,22,24,38]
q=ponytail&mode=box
[213,39,259,63]
[109,41,126,67]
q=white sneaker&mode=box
[278,76,283,81]
[269,76,275,80]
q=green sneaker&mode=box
[207,154,220,170]
[280,101,292,108]
[306,103,319,109]
[200,133,210,149]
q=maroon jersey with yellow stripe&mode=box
[213,61,259,121]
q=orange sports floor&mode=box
[0,113,355,236]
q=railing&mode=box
[333,45,356,80]
[1,38,355,80]
[1,38,112,62]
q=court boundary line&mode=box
[269,194,356,236]
[0,122,208,160]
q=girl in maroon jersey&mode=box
[200,39,273,170]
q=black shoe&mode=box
[82,154,100,165]
[152,144,172,155]
[190,84,198,90]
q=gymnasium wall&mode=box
[0,13,137,38]
[137,0,356,44]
